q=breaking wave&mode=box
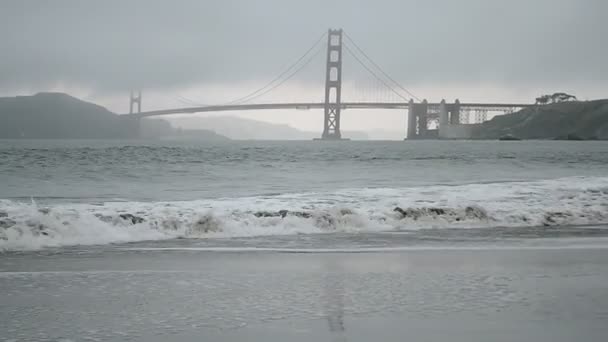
[1,176,608,251]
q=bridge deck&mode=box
[131,102,534,118]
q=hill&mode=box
[0,93,132,139]
[476,99,608,140]
[0,93,228,140]
[168,116,370,140]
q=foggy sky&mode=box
[2,0,607,95]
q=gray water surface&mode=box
[2,139,607,202]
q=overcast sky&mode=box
[1,0,606,132]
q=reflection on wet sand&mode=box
[324,260,348,342]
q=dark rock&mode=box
[314,213,336,229]
[338,208,354,216]
[395,206,488,221]
[38,208,51,215]
[119,213,145,224]
[254,211,282,218]
[291,211,312,219]
[543,211,570,226]
[464,206,488,219]
[94,214,114,223]
[394,207,423,219]
[253,209,354,229]
[428,208,446,215]
[191,215,222,233]
[0,211,7,218]
[394,207,448,220]
[254,210,312,219]
[394,207,407,217]
[0,219,17,229]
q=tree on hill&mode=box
[535,92,577,105]
[551,92,577,103]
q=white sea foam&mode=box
[1,176,608,251]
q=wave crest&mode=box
[2,176,608,251]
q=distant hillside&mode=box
[139,118,228,141]
[0,93,132,139]
[476,100,608,140]
[0,93,228,140]
[169,116,370,140]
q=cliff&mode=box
[476,99,608,140]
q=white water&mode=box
[2,176,608,251]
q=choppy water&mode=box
[1,139,608,251]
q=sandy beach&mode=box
[2,233,608,342]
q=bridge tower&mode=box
[127,90,142,138]
[129,90,142,114]
[321,29,344,140]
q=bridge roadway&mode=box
[129,102,534,118]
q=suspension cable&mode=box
[343,42,410,102]
[344,32,421,102]
[174,95,208,107]
[235,42,325,104]
[223,31,327,105]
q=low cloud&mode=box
[1,0,606,94]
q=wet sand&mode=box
[1,242,608,341]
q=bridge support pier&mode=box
[418,100,428,137]
[439,99,449,128]
[406,99,429,139]
[439,99,471,139]
[450,99,460,124]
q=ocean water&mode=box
[1,139,608,251]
